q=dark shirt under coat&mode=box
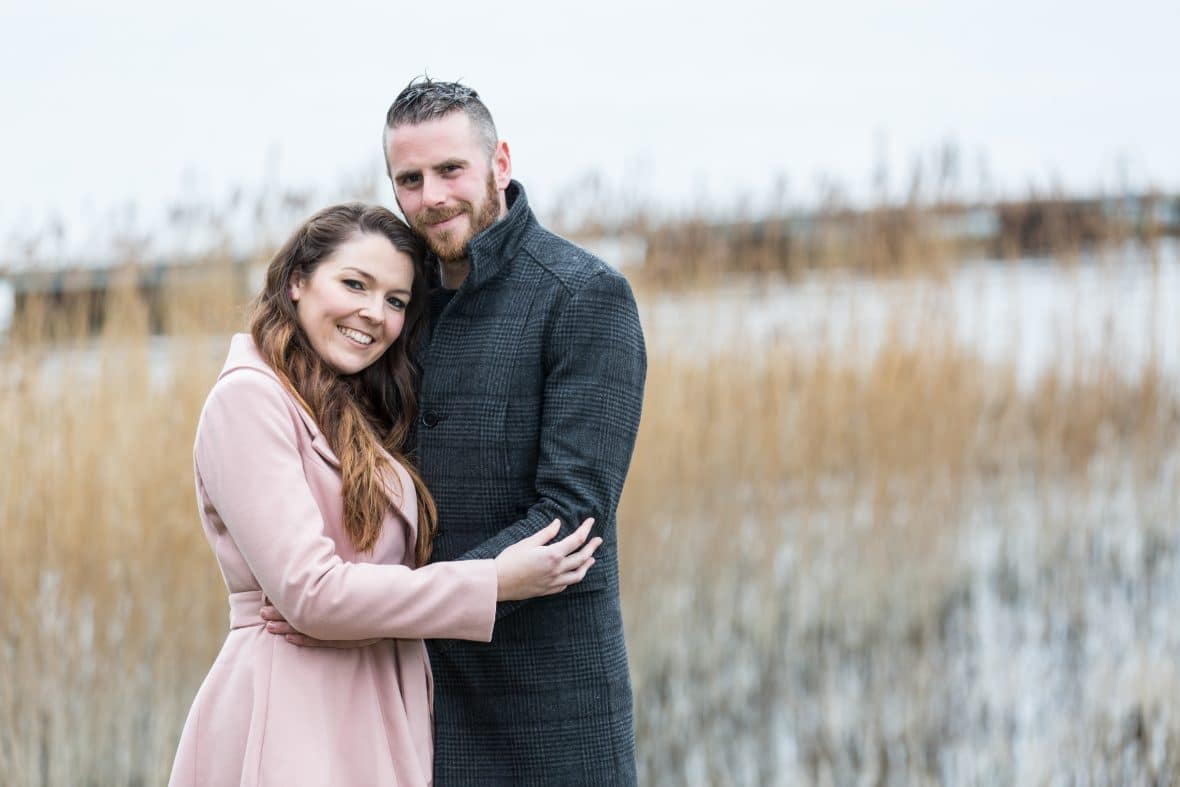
[415,181,646,786]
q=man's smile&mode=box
[428,212,465,229]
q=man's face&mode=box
[385,111,511,263]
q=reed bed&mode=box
[620,323,1179,784]
[2,235,1178,785]
[615,232,1179,783]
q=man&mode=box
[384,79,646,785]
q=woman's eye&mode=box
[387,297,406,310]
[343,279,364,290]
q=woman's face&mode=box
[289,231,414,375]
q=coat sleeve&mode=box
[454,269,647,620]
[194,369,498,642]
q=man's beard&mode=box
[411,172,501,263]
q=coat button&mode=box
[421,410,440,428]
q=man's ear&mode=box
[493,140,512,190]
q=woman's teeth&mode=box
[338,326,373,345]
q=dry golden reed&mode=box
[2,237,1177,784]
[0,266,239,785]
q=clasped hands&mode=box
[261,517,600,649]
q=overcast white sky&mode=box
[2,0,1178,258]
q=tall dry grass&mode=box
[0,264,241,786]
[615,266,1179,783]
[2,229,1178,784]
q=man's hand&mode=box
[259,605,382,649]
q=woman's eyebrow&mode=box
[341,266,375,283]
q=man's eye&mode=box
[399,175,421,187]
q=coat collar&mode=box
[216,334,418,542]
[219,334,340,468]
[457,179,535,291]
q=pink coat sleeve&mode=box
[193,369,498,642]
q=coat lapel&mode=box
[219,333,417,544]
[219,335,342,468]
[296,408,342,470]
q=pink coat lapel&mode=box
[218,334,415,543]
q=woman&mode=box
[169,204,599,786]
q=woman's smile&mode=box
[337,325,375,347]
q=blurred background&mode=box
[2,1,1179,784]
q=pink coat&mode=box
[169,334,497,787]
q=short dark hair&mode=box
[382,77,499,162]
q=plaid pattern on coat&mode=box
[416,182,646,786]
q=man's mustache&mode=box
[417,205,468,226]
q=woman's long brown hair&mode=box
[248,203,436,564]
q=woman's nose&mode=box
[358,296,384,322]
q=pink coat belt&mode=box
[228,589,266,629]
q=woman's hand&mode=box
[260,606,382,648]
[494,518,601,601]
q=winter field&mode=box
[1,237,1178,785]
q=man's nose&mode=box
[422,174,447,206]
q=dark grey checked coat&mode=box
[415,181,645,786]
